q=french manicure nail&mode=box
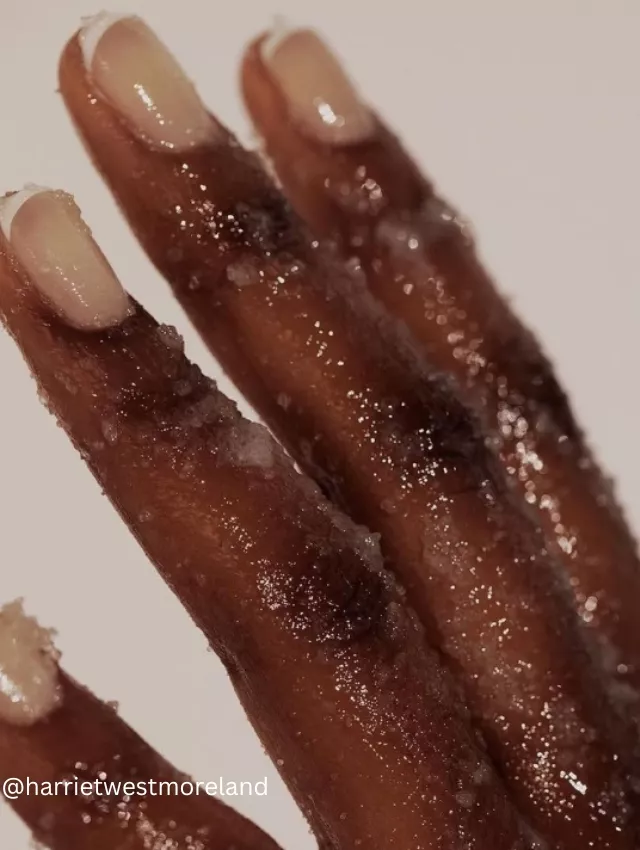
[0,187,132,330]
[263,29,375,146]
[79,13,218,151]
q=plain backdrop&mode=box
[0,2,639,847]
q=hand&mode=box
[0,14,638,850]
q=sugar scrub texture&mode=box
[0,601,62,725]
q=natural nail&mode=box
[0,187,132,330]
[263,29,375,146]
[0,600,62,727]
[79,13,218,151]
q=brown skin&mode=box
[0,247,528,850]
[0,673,283,850]
[240,35,640,696]
[57,32,640,849]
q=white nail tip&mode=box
[260,17,295,61]
[79,11,133,68]
[0,185,50,242]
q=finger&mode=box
[0,603,281,850]
[0,187,528,850]
[58,21,640,848]
[240,29,640,693]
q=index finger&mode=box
[0,187,527,850]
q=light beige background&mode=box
[0,1,639,847]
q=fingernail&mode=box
[0,187,132,331]
[79,13,218,151]
[0,600,62,727]
[263,29,375,146]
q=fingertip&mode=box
[240,32,272,98]
[57,29,85,114]
[0,185,51,242]
[0,187,132,332]
[252,27,375,147]
[240,32,292,146]
[77,10,133,68]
